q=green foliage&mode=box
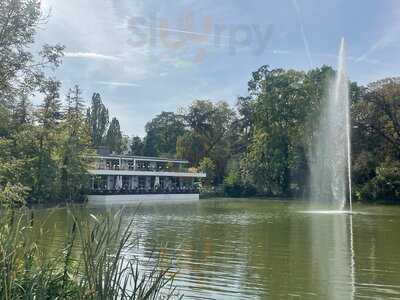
[0,83,93,203]
[0,0,64,103]
[239,66,317,195]
[0,0,398,204]
[176,100,235,184]
[142,127,158,157]
[0,183,29,208]
[0,104,10,137]
[130,135,144,155]
[198,157,216,186]
[0,208,179,299]
[223,168,257,197]
[87,93,109,147]
[356,159,400,202]
[236,65,362,197]
[144,111,185,157]
[106,117,123,154]
[11,95,32,130]
[56,94,94,202]
[352,78,400,202]
[353,77,400,153]
[0,0,94,204]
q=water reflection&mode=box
[30,199,400,299]
[309,212,355,299]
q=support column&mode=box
[165,177,171,189]
[116,175,122,190]
[107,176,113,190]
[145,177,151,190]
[132,176,138,189]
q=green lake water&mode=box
[32,198,400,299]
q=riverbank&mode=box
[12,199,400,299]
[0,207,178,299]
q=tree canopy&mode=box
[1,0,399,204]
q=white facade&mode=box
[88,193,200,205]
[88,154,205,202]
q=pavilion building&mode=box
[87,148,206,203]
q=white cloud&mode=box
[272,49,292,55]
[95,81,140,87]
[64,52,121,61]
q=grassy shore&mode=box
[0,208,180,299]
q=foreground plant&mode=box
[0,208,181,299]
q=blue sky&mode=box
[36,0,400,136]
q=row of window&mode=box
[91,175,194,191]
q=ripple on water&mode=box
[32,200,400,299]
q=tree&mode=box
[106,117,123,154]
[0,104,10,137]
[87,93,109,147]
[238,65,346,196]
[177,100,235,183]
[143,111,185,156]
[0,182,29,208]
[240,67,311,195]
[235,95,256,153]
[32,79,63,201]
[121,135,129,154]
[37,79,62,129]
[353,78,400,153]
[71,85,84,114]
[56,87,93,201]
[143,129,157,157]
[0,0,64,105]
[12,94,32,129]
[181,101,235,159]
[351,78,400,202]
[223,166,257,197]
[130,136,144,155]
[0,0,97,204]
[198,157,216,186]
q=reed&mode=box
[0,208,180,299]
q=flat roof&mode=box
[91,154,189,164]
[89,169,206,178]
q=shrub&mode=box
[223,169,257,197]
[0,183,29,208]
[0,208,180,299]
[356,159,400,202]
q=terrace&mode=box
[90,155,194,173]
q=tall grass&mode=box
[0,208,181,299]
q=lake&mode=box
[32,198,400,299]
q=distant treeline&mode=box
[1,0,399,206]
[125,68,400,203]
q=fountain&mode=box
[310,38,352,211]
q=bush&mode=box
[0,208,180,299]
[0,182,29,208]
[356,159,400,202]
[223,169,257,197]
[198,157,216,187]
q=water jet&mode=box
[310,38,352,211]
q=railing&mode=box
[89,187,200,195]
[92,164,197,173]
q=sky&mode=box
[35,0,400,136]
